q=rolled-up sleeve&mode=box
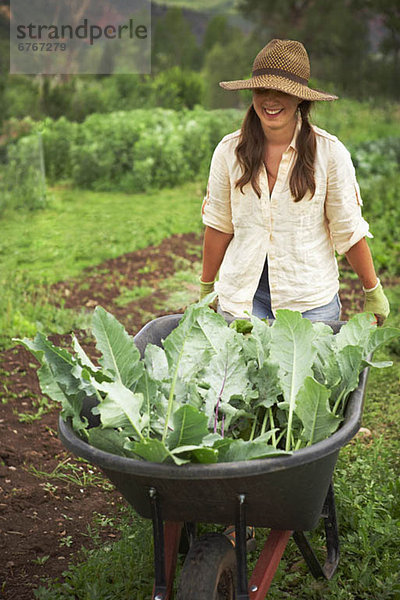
[325,140,372,255]
[202,141,234,234]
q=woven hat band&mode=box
[252,67,308,86]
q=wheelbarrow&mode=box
[58,314,370,599]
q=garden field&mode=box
[0,101,399,599]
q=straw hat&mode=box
[219,39,338,102]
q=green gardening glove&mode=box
[199,278,218,311]
[200,278,215,300]
[363,279,390,326]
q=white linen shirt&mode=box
[202,119,372,318]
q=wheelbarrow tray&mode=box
[58,314,369,531]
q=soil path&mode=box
[0,232,364,600]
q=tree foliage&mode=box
[237,0,400,98]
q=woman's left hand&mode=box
[363,281,390,326]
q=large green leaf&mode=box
[16,334,89,432]
[249,315,272,367]
[134,370,164,436]
[214,438,289,462]
[72,334,99,372]
[295,377,341,445]
[196,309,238,354]
[17,333,80,394]
[189,447,219,463]
[217,404,254,433]
[367,326,400,356]
[91,380,145,440]
[249,360,281,409]
[126,438,173,463]
[173,378,204,408]
[201,343,248,402]
[144,344,169,381]
[38,362,88,433]
[166,404,209,450]
[311,322,335,385]
[333,312,375,352]
[92,306,143,388]
[170,444,219,464]
[330,345,363,415]
[163,305,212,383]
[87,427,133,457]
[201,341,250,429]
[161,304,212,438]
[269,310,316,451]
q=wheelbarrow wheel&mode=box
[176,532,237,600]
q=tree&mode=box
[152,7,202,74]
[237,0,316,39]
[203,14,239,53]
[361,0,400,96]
[236,0,375,98]
[202,33,262,109]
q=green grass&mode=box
[114,285,154,307]
[0,181,204,348]
[0,183,204,284]
[33,505,155,600]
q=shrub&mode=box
[0,133,47,214]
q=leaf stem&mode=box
[332,388,346,416]
[260,408,269,436]
[214,353,229,434]
[163,344,187,442]
[285,400,295,452]
[276,428,286,447]
[268,407,277,447]
[249,409,259,441]
[144,373,151,439]
[94,388,103,405]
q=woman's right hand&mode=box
[199,279,218,311]
[200,279,215,299]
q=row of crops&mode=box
[1,102,399,278]
[1,101,399,200]
[0,107,243,212]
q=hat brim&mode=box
[219,74,338,102]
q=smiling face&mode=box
[252,88,301,140]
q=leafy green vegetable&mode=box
[269,310,317,451]
[92,306,143,389]
[16,304,400,465]
[295,377,341,445]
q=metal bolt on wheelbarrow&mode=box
[58,314,370,599]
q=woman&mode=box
[200,39,389,325]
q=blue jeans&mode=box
[218,256,342,322]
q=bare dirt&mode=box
[0,232,366,600]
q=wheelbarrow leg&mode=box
[236,494,293,599]
[149,487,182,600]
[235,494,250,600]
[293,482,340,580]
[248,530,293,599]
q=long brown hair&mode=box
[234,100,316,202]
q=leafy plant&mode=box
[16,300,399,465]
